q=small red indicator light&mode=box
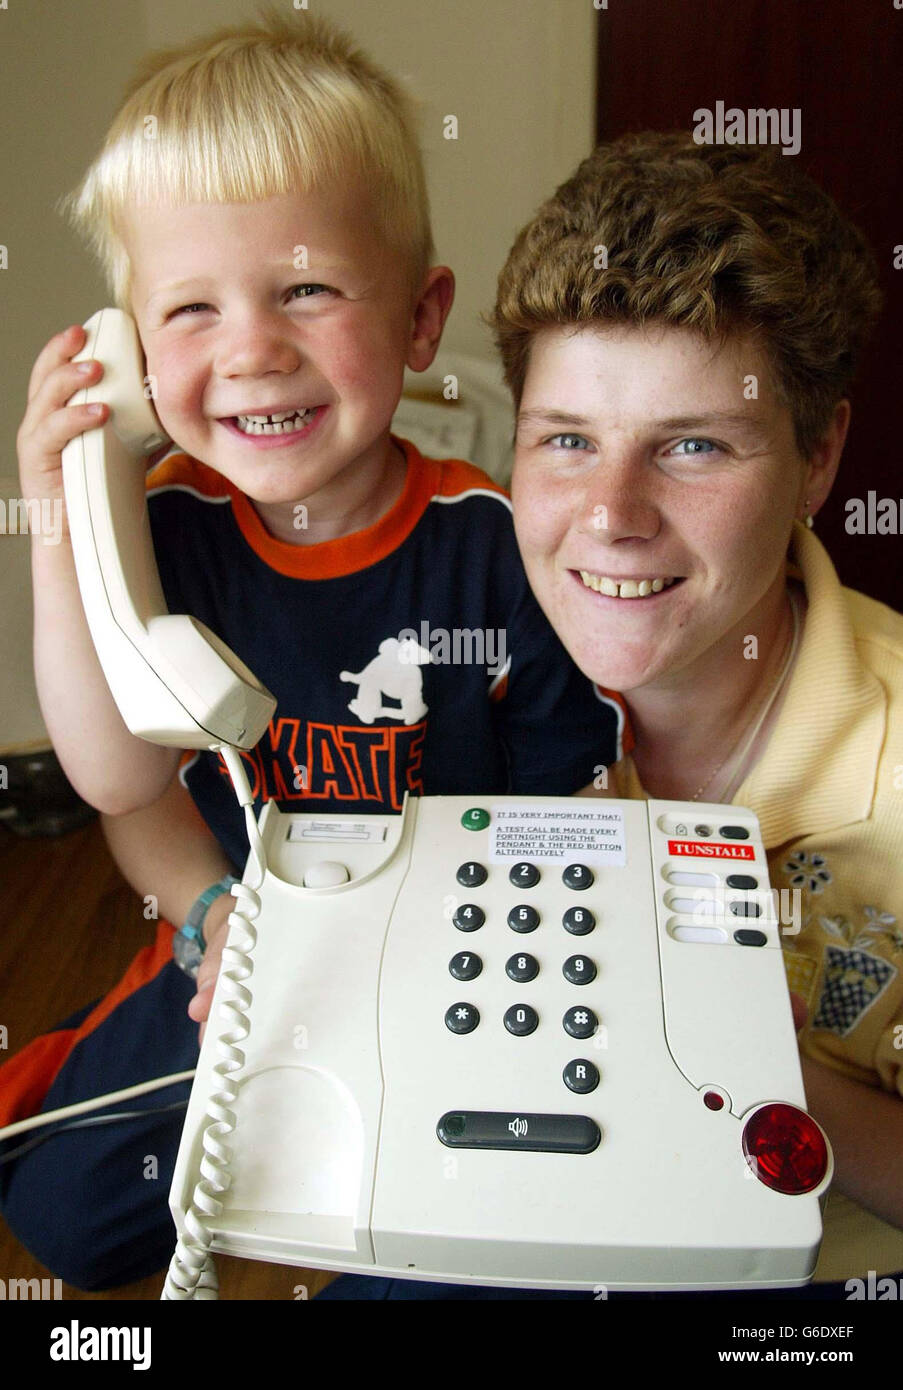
[742,1103,828,1194]
[703,1091,724,1111]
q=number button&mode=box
[504,1004,539,1037]
[563,955,596,985]
[453,903,485,932]
[507,904,540,933]
[509,862,540,889]
[505,952,539,983]
[456,862,488,887]
[563,864,594,890]
[449,952,483,981]
[563,906,595,935]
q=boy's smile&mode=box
[125,185,451,543]
[511,324,837,696]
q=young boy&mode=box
[2,12,616,1291]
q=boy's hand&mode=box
[17,324,111,533]
[187,893,235,1044]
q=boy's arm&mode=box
[21,325,177,813]
[101,770,239,1041]
[100,768,237,931]
[32,536,179,812]
[800,1053,903,1231]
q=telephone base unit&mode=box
[169,796,831,1291]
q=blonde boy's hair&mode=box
[59,8,434,308]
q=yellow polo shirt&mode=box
[610,523,903,1284]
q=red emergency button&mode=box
[742,1103,829,1194]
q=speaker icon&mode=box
[508,1116,528,1138]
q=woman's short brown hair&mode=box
[492,131,882,459]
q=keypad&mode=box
[446,859,603,1097]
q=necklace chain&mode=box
[691,590,802,803]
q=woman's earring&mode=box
[804,498,814,529]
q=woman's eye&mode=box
[549,433,590,450]
[671,437,718,456]
[174,303,210,315]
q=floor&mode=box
[0,815,336,1301]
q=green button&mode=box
[462,807,490,831]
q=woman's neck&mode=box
[627,579,800,802]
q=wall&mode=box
[0,2,152,751]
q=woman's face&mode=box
[511,324,824,694]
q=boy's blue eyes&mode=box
[172,285,330,315]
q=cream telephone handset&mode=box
[60,310,832,1301]
[61,307,276,750]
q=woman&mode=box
[493,131,903,1289]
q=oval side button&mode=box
[437,1110,601,1153]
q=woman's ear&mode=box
[801,399,850,523]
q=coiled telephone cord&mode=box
[161,747,266,1300]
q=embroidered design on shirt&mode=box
[858,906,903,955]
[339,636,432,725]
[816,907,902,955]
[782,951,818,1006]
[812,943,897,1037]
[783,850,832,895]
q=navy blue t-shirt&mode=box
[147,437,618,869]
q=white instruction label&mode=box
[490,803,626,866]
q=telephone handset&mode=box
[62,308,276,750]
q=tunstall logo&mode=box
[668,839,755,860]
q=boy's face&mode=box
[124,183,438,538]
[511,324,827,695]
